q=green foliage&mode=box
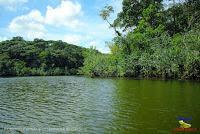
[113,0,163,31]
[100,5,122,36]
[0,37,85,76]
[99,6,114,20]
[165,0,200,35]
[79,48,125,77]
[1,0,199,80]
[85,29,198,79]
[81,0,200,80]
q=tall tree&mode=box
[113,0,163,31]
[100,5,121,36]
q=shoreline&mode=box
[1,75,199,81]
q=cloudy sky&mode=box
[0,0,122,53]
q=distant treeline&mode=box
[80,0,200,80]
[1,0,199,80]
[0,37,85,76]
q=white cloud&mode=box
[63,34,83,44]
[9,10,46,39]
[45,0,83,28]
[43,33,111,53]
[7,0,113,53]
[88,40,110,53]
[0,0,28,11]
[0,36,8,41]
[46,34,91,46]
[88,41,97,47]
[8,0,84,40]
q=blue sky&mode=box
[0,0,122,53]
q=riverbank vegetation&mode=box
[0,0,199,80]
[0,37,85,76]
[80,0,200,79]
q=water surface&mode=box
[0,76,200,133]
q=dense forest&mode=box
[0,0,199,79]
[0,37,85,76]
[80,0,200,80]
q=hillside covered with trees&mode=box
[80,0,200,79]
[0,37,85,76]
[0,0,199,80]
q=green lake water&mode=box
[0,76,200,133]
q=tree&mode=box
[100,5,121,36]
[11,36,24,41]
[0,38,85,76]
[113,0,163,31]
[81,0,200,79]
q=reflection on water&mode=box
[0,76,200,133]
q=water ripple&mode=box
[0,76,200,133]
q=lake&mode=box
[0,76,200,133]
